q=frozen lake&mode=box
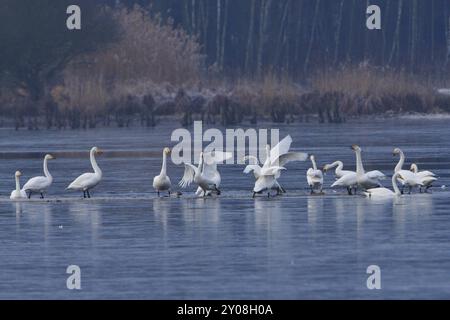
[0,117,450,299]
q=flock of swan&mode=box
[7,136,439,200]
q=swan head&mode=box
[309,154,315,161]
[45,154,55,160]
[351,145,361,152]
[92,147,103,155]
[410,163,418,173]
[392,148,402,156]
[163,147,171,155]
[323,164,329,172]
[15,171,22,177]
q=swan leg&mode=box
[40,193,44,199]
[87,190,91,198]
[214,185,221,195]
[401,185,405,195]
[267,192,271,198]
[309,185,314,195]
[27,191,32,199]
[276,181,286,193]
[252,192,256,198]
[157,191,160,197]
[168,190,171,196]
[347,187,352,195]
[83,191,86,198]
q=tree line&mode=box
[139,0,450,76]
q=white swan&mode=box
[323,161,354,178]
[351,145,386,189]
[10,171,27,200]
[410,163,438,192]
[324,161,357,195]
[393,148,423,194]
[153,147,172,196]
[22,154,55,199]
[67,147,103,198]
[179,151,231,197]
[243,135,308,193]
[306,155,323,194]
[253,166,286,198]
[364,172,402,198]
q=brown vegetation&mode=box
[2,5,450,130]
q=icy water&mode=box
[0,117,450,299]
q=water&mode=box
[0,117,450,299]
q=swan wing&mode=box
[365,187,395,197]
[244,165,262,178]
[254,176,275,193]
[203,151,233,165]
[67,173,97,190]
[276,152,308,167]
[307,168,323,179]
[331,173,357,187]
[243,155,260,165]
[269,135,292,165]
[22,176,50,191]
[179,163,197,188]
[261,166,286,176]
[416,171,437,178]
[366,170,386,180]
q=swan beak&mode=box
[49,155,56,160]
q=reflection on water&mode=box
[1,119,450,299]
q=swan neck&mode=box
[43,157,52,180]
[311,158,317,171]
[90,150,102,176]
[392,173,401,195]
[355,150,365,175]
[333,161,344,175]
[160,152,167,175]
[395,151,405,172]
[15,175,21,192]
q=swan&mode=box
[153,147,172,196]
[351,145,386,189]
[323,161,354,178]
[410,163,438,193]
[393,148,424,194]
[364,172,402,198]
[243,135,308,193]
[10,171,27,200]
[306,155,323,194]
[324,161,357,195]
[22,154,55,199]
[67,147,103,198]
[245,166,286,198]
[179,151,231,197]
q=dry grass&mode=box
[58,4,203,115]
[310,65,438,115]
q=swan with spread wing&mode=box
[243,135,308,194]
[179,150,232,197]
